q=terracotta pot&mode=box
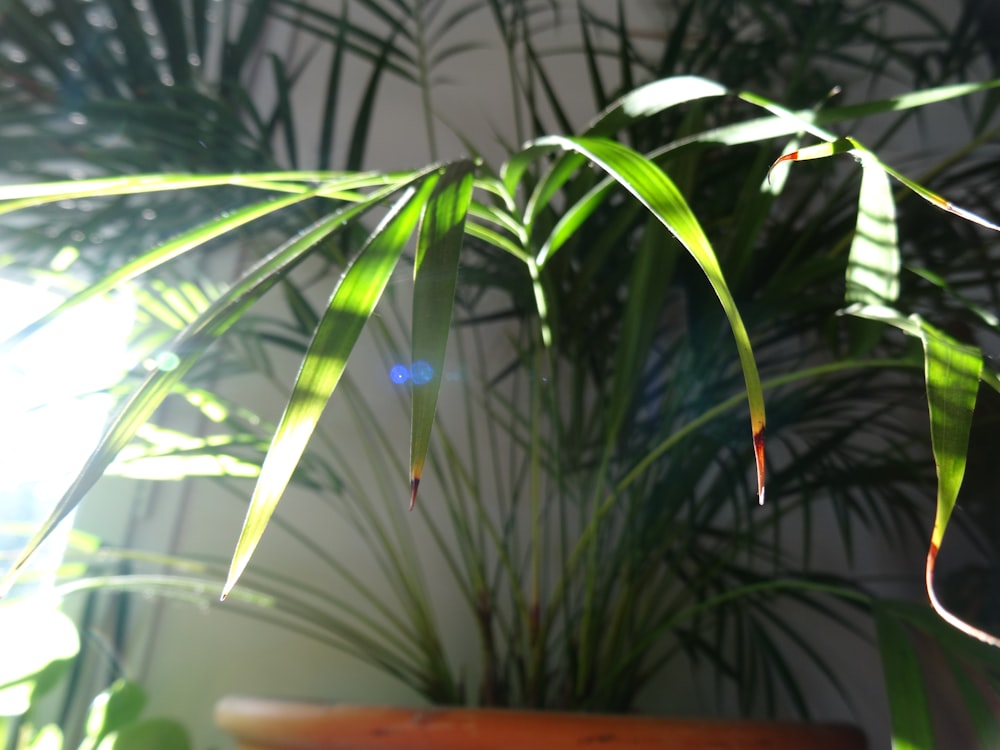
[215,697,867,750]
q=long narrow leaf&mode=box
[3,190,324,351]
[584,75,727,136]
[409,161,475,508]
[525,134,767,503]
[846,305,998,647]
[770,137,1000,232]
[223,177,438,598]
[0,178,420,598]
[848,163,900,305]
[918,323,995,646]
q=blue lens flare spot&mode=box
[389,364,410,384]
[411,360,434,385]
[145,351,180,372]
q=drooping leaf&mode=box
[770,137,1000,233]
[917,322,994,646]
[223,176,439,598]
[584,75,727,136]
[848,163,900,305]
[847,305,998,647]
[0,179,417,597]
[519,134,767,503]
[410,161,475,508]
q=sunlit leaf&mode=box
[223,177,438,598]
[86,679,146,745]
[525,134,767,503]
[771,137,1000,233]
[410,161,475,508]
[0,180,416,597]
[846,305,998,647]
[584,75,727,136]
[0,599,78,715]
[848,164,899,305]
[917,323,995,646]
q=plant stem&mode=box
[414,0,439,161]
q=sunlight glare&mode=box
[0,280,135,495]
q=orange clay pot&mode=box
[215,697,867,750]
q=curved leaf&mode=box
[583,75,727,136]
[848,163,900,306]
[0,180,418,598]
[526,134,766,503]
[771,137,1000,232]
[918,323,996,647]
[223,177,438,598]
[410,161,475,507]
[847,305,998,647]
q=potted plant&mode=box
[2,1,999,748]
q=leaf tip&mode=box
[221,561,246,603]
[926,540,1000,647]
[753,426,766,505]
[767,151,797,183]
[409,477,420,511]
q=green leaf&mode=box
[847,306,997,646]
[527,134,767,503]
[771,137,1000,233]
[96,718,191,750]
[222,176,438,598]
[86,680,147,746]
[410,161,475,507]
[874,604,935,750]
[2,190,323,351]
[848,163,899,305]
[705,80,1000,155]
[0,183,409,597]
[0,171,344,214]
[917,323,992,642]
[584,75,727,136]
[26,723,62,750]
[317,3,349,171]
[347,25,399,169]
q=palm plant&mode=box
[2,0,1000,744]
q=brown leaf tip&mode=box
[409,477,420,511]
[753,426,766,505]
[768,152,798,183]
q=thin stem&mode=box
[414,0,439,161]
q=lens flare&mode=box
[411,360,433,385]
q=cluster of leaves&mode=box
[1,0,1000,738]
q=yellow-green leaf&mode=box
[222,178,437,598]
[410,162,475,507]
[848,164,899,305]
[917,323,997,646]
[0,187,406,597]
[528,134,767,503]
